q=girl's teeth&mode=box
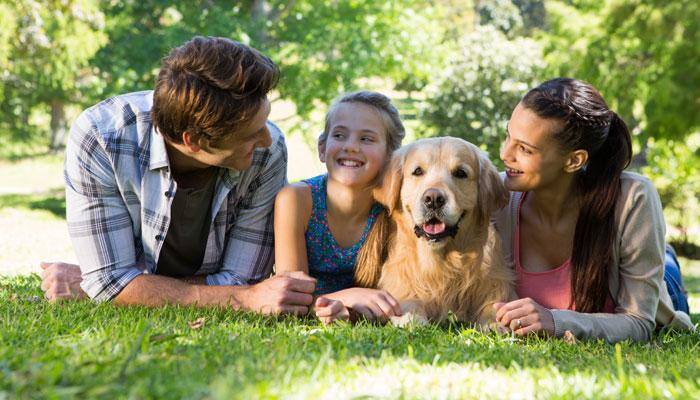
[339,160,361,167]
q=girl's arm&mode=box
[273,183,313,275]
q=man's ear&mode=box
[564,149,588,173]
[182,131,202,153]
[373,146,406,215]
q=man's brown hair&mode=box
[152,36,279,146]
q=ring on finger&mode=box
[517,319,522,329]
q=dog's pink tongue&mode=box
[423,222,446,235]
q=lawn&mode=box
[1,154,699,399]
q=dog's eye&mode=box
[453,168,468,179]
[412,166,424,176]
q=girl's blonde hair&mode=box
[320,91,406,153]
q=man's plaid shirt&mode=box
[65,91,287,301]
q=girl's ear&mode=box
[317,138,326,163]
[373,146,406,214]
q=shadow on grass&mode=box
[0,188,66,218]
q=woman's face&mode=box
[500,102,573,192]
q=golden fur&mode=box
[355,137,516,327]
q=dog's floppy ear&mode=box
[477,150,509,224]
[373,146,406,215]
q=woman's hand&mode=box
[493,297,555,336]
[313,296,349,325]
[326,288,402,323]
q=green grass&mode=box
[2,149,700,399]
[0,189,66,218]
[1,275,699,399]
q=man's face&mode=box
[193,98,273,171]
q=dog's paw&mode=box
[390,312,429,328]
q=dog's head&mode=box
[374,137,507,247]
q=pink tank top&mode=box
[515,193,615,312]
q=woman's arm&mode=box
[549,176,669,342]
[273,183,313,275]
[496,176,690,342]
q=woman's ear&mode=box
[564,149,588,173]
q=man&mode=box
[40,36,326,316]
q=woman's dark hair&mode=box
[152,36,279,147]
[521,78,632,313]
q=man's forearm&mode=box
[113,274,249,308]
[180,275,208,285]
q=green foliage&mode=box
[91,1,444,129]
[92,1,255,96]
[420,24,545,162]
[1,275,699,398]
[0,0,106,145]
[272,2,444,116]
[542,0,700,142]
[642,134,700,245]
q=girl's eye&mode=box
[412,166,424,176]
[332,133,344,139]
[361,137,376,143]
[452,168,468,179]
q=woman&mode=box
[492,78,693,342]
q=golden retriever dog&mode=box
[355,137,515,328]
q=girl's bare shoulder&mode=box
[275,181,313,216]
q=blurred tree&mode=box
[642,134,700,250]
[543,0,700,144]
[93,0,444,134]
[420,1,545,162]
[0,0,106,150]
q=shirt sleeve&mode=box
[550,177,665,342]
[206,127,288,286]
[65,111,144,301]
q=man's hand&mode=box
[325,288,402,323]
[313,296,349,325]
[240,271,316,315]
[40,262,87,302]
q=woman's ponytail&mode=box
[570,112,631,312]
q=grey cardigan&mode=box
[494,172,694,342]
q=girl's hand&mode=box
[493,298,555,336]
[328,288,402,323]
[314,296,349,325]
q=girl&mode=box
[274,91,406,324]
[492,78,693,342]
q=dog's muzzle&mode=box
[414,211,465,242]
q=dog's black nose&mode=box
[422,189,446,210]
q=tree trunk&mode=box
[49,99,67,151]
[251,0,268,45]
[629,136,649,170]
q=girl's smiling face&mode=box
[500,102,572,192]
[319,102,389,188]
